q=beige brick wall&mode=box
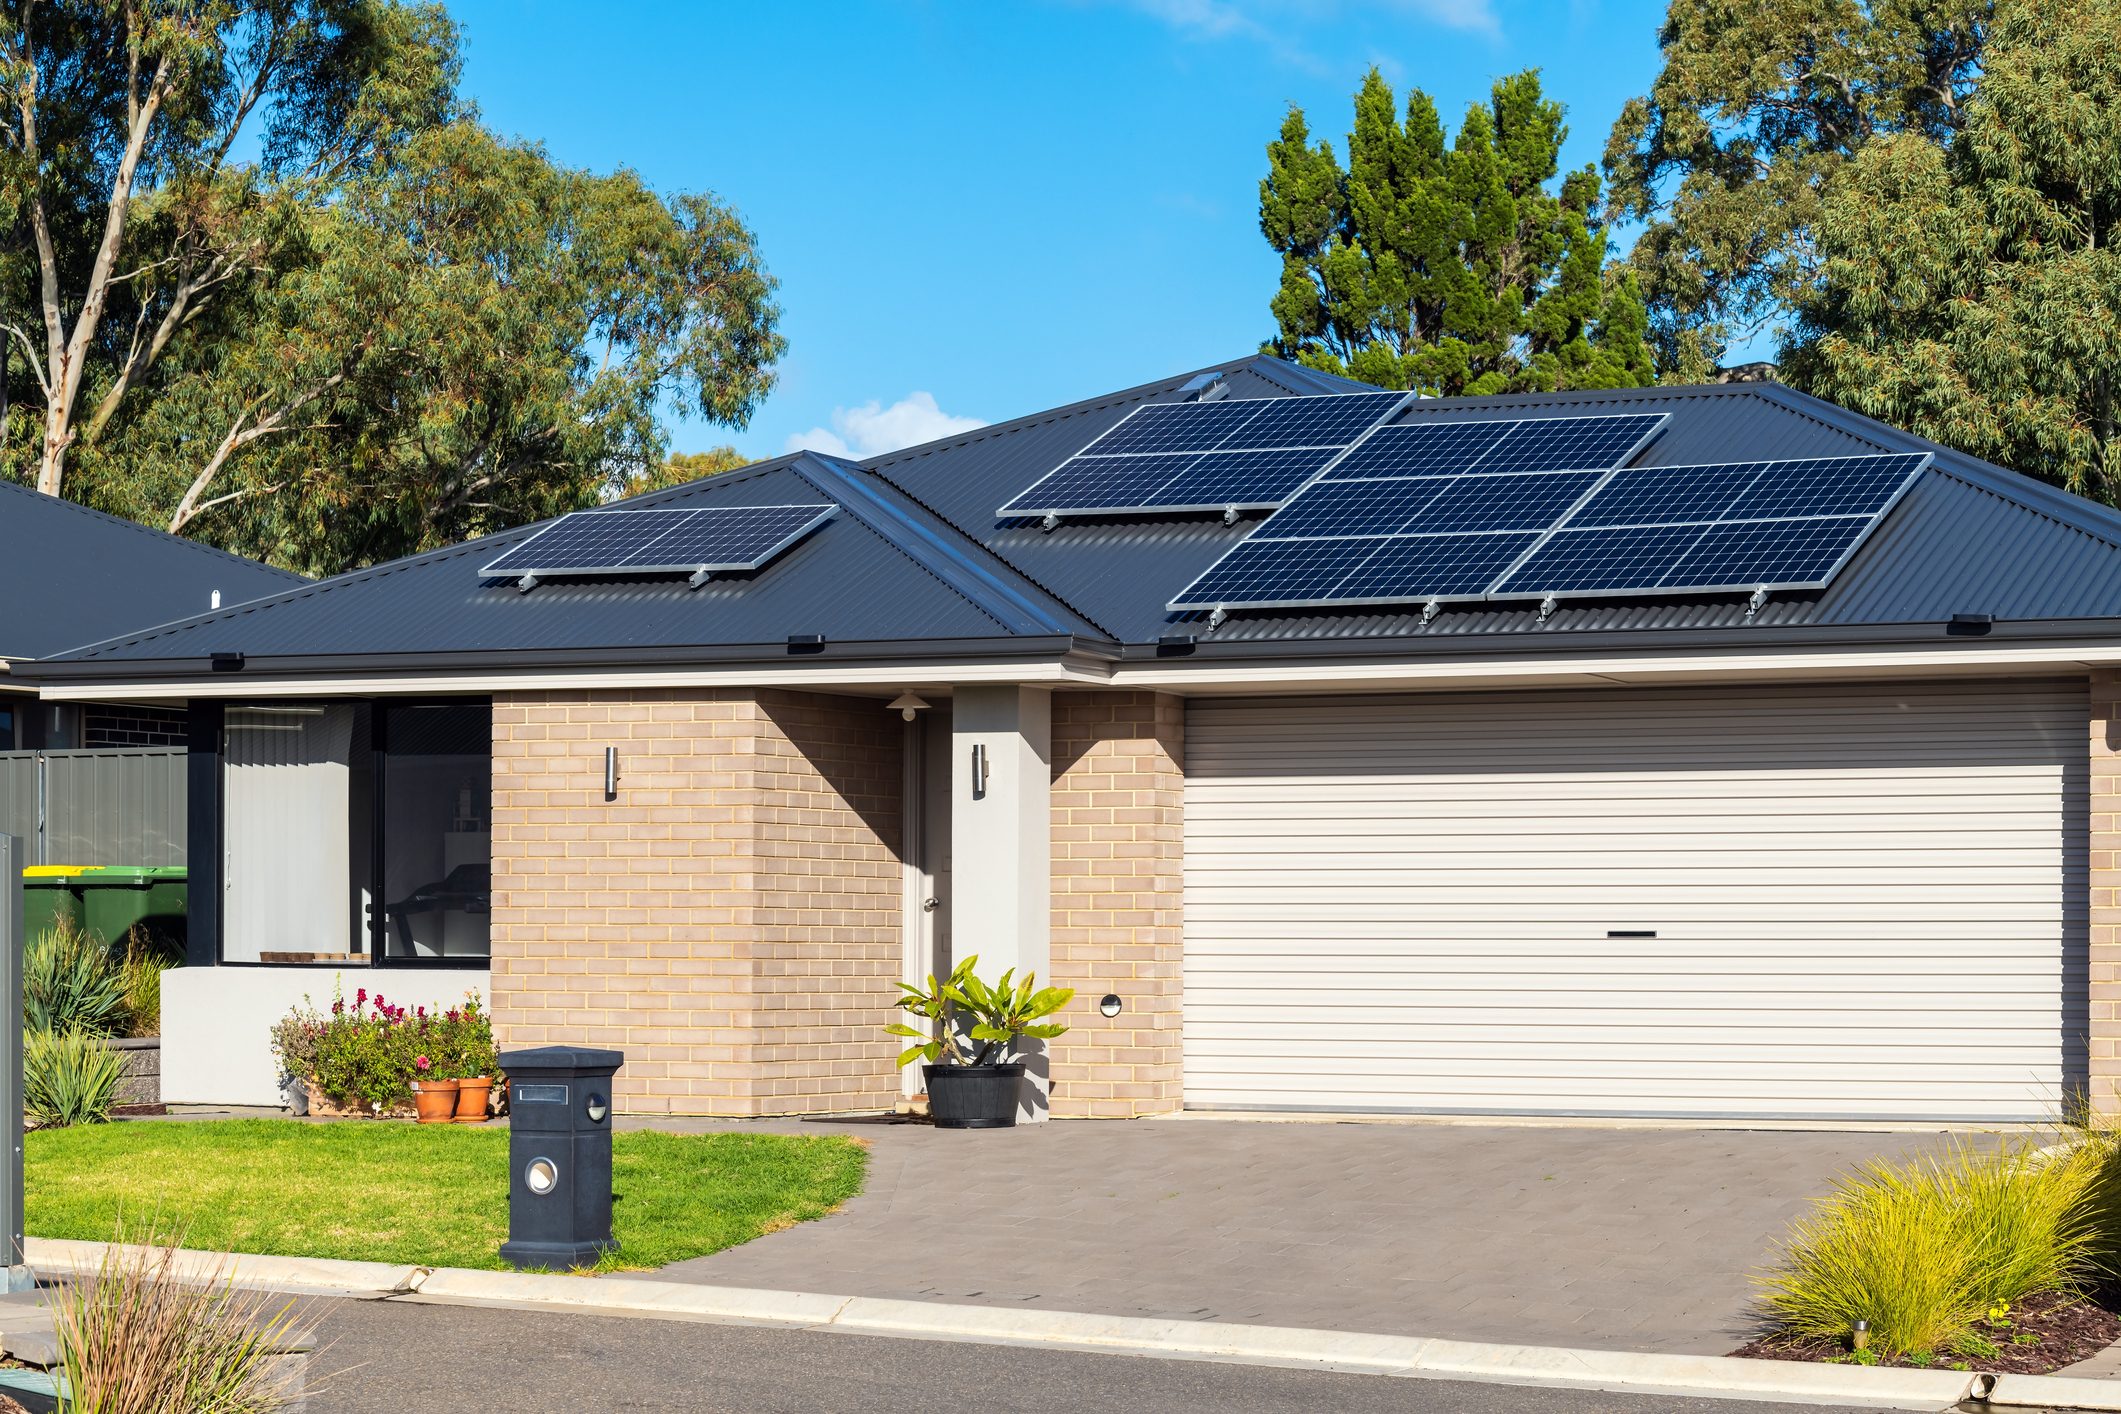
[2092,670,2121,1116]
[1048,690,1184,1118]
[490,687,901,1116]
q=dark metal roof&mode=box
[870,376,2121,651]
[26,354,2121,681]
[0,480,305,661]
[39,454,1103,672]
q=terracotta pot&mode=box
[304,1083,414,1120]
[411,1078,460,1124]
[454,1075,494,1123]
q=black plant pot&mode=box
[923,1063,1025,1129]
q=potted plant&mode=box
[410,1054,458,1123]
[889,955,1072,1129]
[447,994,498,1123]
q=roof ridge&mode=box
[789,453,1110,641]
[0,479,306,583]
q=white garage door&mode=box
[1182,680,2087,1121]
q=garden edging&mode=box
[21,1236,2037,1410]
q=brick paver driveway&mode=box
[636,1117,1944,1355]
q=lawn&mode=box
[27,1119,867,1272]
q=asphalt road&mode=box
[296,1295,1903,1414]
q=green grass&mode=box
[27,1119,867,1272]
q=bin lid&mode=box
[21,865,187,883]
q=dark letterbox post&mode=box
[498,1045,623,1270]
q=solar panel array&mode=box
[1169,439,1929,613]
[480,504,836,579]
[998,391,1410,518]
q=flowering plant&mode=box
[271,984,495,1114]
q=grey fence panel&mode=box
[0,758,31,860]
[0,749,186,867]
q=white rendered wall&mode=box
[949,686,1052,1120]
[162,966,491,1107]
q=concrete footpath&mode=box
[28,1237,2121,1412]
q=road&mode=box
[297,1295,1904,1413]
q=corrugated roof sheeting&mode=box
[66,462,1014,661]
[881,374,2121,646]
[0,480,305,659]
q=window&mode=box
[378,703,491,961]
[220,699,488,965]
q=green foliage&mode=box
[1784,0,2121,502]
[0,1,784,576]
[1604,0,1989,379]
[889,954,1073,1069]
[1758,1141,2101,1357]
[117,929,178,1039]
[30,1120,867,1273]
[25,917,128,1038]
[608,447,752,502]
[25,1029,126,1129]
[1261,69,1653,396]
[49,1230,307,1413]
[271,983,491,1109]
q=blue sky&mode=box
[441,0,1673,461]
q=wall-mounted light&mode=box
[603,746,618,801]
[971,743,990,799]
[888,692,931,722]
[1099,993,1123,1018]
[585,1093,608,1124]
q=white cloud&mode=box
[783,392,987,459]
[1118,0,1499,57]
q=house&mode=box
[18,355,2120,1123]
[0,479,302,753]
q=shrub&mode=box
[25,1030,126,1129]
[49,1231,308,1413]
[273,985,493,1112]
[1757,1141,2101,1357]
[117,928,179,1038]
[25,917,127,1037]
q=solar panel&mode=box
[1323,414,1669,481]
[479,504,835,580]
[1168,447,1930,613]
[999,391,1411,518]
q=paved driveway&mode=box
[635,1116,1944,1355]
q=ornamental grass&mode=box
[48,1232,310,1414]
[1756,1140,2104,1359]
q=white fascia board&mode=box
[1110,640,2121,694]
[31,655,1116,702]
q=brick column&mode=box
[1048,690,1184,1118]
[2092,670,2121,1116]
[489,687,901,1117]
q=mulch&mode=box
[1732,1288,2121,1375]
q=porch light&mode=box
[888,693,931,721]
[524,1157,559,1196]
[1099,994,1123,1018]
[603,746,618,801]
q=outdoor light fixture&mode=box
[1851,1319,1869,1352]
[971,743,990,799]
[603,746,618,801]
[888,692,931,722]
[524,1157,559,1196]
[586,1093,608,1124]
[1099,994,1123,1018]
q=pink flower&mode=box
[355,987,367,1009]
[415,1055,431,1071]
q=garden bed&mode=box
[27,1118,867,1272]
[1735,1288,2121,1375]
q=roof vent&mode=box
[1946,613,1994,637]
[1176,371,1229,403]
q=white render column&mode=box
[949,685,1052,1120]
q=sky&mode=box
[439,0,1675,462]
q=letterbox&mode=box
[497,1045,623,1270]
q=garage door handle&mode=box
[1607,930,1657,939]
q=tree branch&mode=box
[168,373,347,532]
